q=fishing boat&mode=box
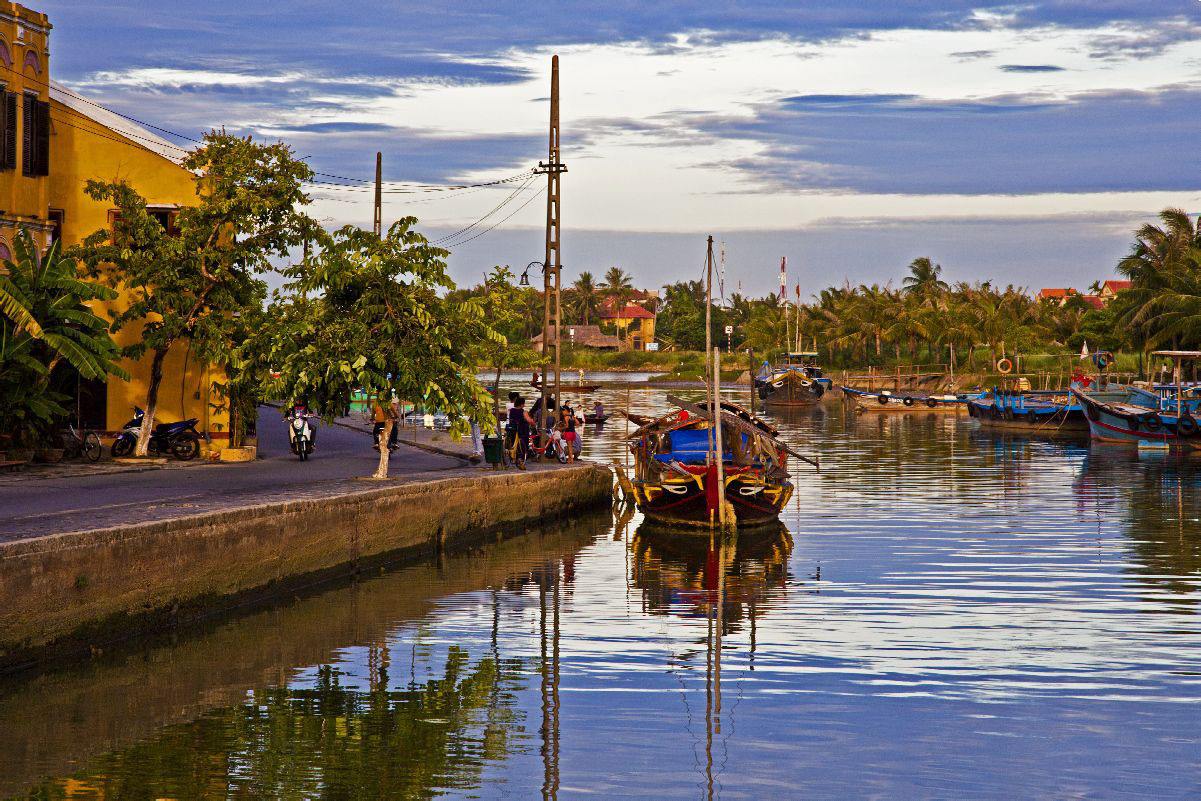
[755,352,833,407]
[841,386,978,413]
[617,397,813,529]
[967,375,1089,432]
[1071,351,1201,449]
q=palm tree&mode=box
[601,266,635,312]
[569,271,600,325]
[902,257,948,298]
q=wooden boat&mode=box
[584,413,608,425]
[1072,351,1201,449]
[616,410,654,427]
[530,381,601,393]
[967,378,1089,432]
[842,386,979,413]
[619,397,813,529]
[755,352,832,407]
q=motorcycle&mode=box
[287,410,315,460]
[110,407,202,460]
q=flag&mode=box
[1080,341,1090,360]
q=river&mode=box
[3,384,1200,800]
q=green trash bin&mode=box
[482,436,503,466]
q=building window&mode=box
[48,208,63,246]
[148,206,180,236]
[0,89,16,171]
[21,92,48,177]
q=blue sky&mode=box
[44,1,1201,295]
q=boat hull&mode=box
[633,469,793,529]
[1072,387,1201,448]
[843,387,968,414]
[966,399,1088,432]
[758,371,827,407]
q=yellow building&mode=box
[0,2,229,441]
[598,301,656,351]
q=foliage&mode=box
[258,219,497,478]
[1113,208,1201,351]
[0,231,127,444]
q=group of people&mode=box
[505,392,598,468]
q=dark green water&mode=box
[3,387,1201,799]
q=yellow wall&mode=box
[48,101,230,438]
[0,2,51,251]
[608,315,656,349]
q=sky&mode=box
[42,1,1201,296]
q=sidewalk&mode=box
[331,413,481,460]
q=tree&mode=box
[568,271,600,325]
[902,257,948,298]
[0,230,128,446]
[600,266,634,312]
[264,219,497,479]
[474,266,544,429]
[75,131,315,456]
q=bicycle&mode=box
[61,424,103,462]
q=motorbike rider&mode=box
[286,399,316,449]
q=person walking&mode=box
[508,396,533,469]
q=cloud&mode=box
[951,50,996,60]
[999,64,1065,72]
[1086,20,1201,61]
[687,85,1201,195]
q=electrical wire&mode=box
[439,185,546,250]
[430,173,537,245]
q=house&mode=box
[532,324,622,352]
[0,2,226,441]
[599,301,656,350]
[1099,280,1131,302]
[1037,288,1076,304]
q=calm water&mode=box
[4,386,1201,800]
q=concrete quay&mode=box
[0,458,613,674]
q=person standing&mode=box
[561,406,578,463]
[508,396,532,469]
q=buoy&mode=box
[996,358,1013,374]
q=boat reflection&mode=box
[1074,450,1201,608]
[629,521,793,634]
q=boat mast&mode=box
[705,236,715,460]
[779,257,788,359]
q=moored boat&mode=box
[967,377,1089,432]
[620,398,811,529]
[755,352,832,407]
[842,386,978,413]
[1072,350,1201,449]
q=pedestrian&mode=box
[508,396,532,469]
[561,406,578,463]
[469,418,484,464]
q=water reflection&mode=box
[8,384,1201,799]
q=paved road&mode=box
[0,412,466,543]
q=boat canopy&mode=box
[1152,351,1201,359]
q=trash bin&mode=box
[483,436,503,466]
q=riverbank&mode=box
[0,461,612,674]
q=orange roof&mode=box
[1080,295,1104,310]
[1101,280,1131,293]
[600,302,655,320]
[1037,288,1074,299]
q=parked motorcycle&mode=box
[287,410,315,460]
[110,407,202,460]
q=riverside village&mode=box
[2,2,1201,798]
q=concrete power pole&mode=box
[373,151,382,237]
[536,55,567,433]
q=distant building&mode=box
[1037,288,1075,303]
[599,301,656,350]
[1099,280,1131,301]
[532,324,622,352]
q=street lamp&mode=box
[519,260,543,287]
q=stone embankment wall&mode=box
[0,465,612,672]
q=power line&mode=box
[440,185,546,249]
[430,174,536,245]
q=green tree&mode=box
[568,270,600,325]
[0,230,128,446]
[75,131,315,456]
[265,219,497,479]
[600,266,634,312]
[902,257,948,298]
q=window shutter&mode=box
[0,89,7,171]
[34,100,48,176]
[4,93,16,170]
[21,93,33,176]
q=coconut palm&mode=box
[601,266,635,312]
[902,257,948,298]
[569,271,600,325]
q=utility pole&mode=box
[535,55,567,434]
[373,151,382,237]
